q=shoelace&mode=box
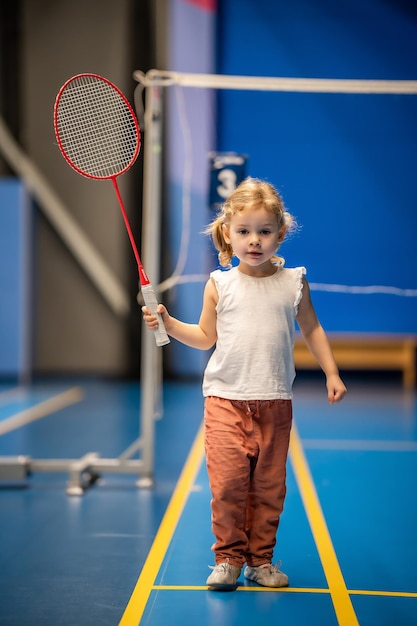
[257,561,283,572]
[208,559,233,572]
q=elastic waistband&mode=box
[231,399,289,419]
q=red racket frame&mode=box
[53,73,150,287]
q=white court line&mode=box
[0,387,84,436]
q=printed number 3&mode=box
[217,169,237,199]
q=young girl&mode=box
[142,177,346,590]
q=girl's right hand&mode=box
[141,304,169,332]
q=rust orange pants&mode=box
[204,396,293,568]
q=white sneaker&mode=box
[206,561,241,590]
[244,563,289,587]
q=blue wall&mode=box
[0,179,31,379]
[165,0,417,378]
[216,0,417,333]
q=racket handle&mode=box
[141,285,170,347]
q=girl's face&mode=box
[223,205,285,276]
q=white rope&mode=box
[157,274,417,297]
[308,283,417,297]
[166,86,193,283]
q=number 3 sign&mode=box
[208,152,247,210]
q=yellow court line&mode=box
[118,422,205,626]
[289,421,359,625]
[152,585,417,599]
[349,589,417,599]
[153,585,330,593]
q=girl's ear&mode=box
[278,225,287,244]
[222,222,232,244]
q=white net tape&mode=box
[134,70,417,94]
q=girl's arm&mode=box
[142,278,218,350]
[296,277,347,404]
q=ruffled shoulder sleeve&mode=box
[209,267,234,298]
[294,266,307,314]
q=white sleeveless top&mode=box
[202,265,306,400]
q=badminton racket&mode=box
[53,73,169,347]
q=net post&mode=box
[139,79,164,481]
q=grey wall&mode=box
[14,0,162,377]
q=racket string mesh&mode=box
[55,74,139,179]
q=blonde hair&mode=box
[206,177,295,267]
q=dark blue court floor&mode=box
[0,375,416,625]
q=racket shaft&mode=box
[141,285,170,347]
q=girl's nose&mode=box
[249,234,261,246]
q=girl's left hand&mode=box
[326,374,347,404]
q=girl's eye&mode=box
[260,230,271,235]
[237,229,248,235]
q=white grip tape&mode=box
[141,285,170,347]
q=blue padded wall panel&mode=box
[0,179,31,378]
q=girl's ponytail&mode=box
[206,215,234,267]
